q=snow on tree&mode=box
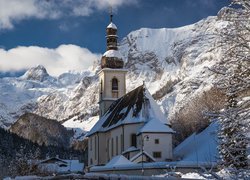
[212,0,250,170]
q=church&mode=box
[87,13,174,167]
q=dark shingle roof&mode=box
[102,85,144,128]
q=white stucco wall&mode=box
[138,133,173,161]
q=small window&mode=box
[116,136,119,155]
[90,138,92,151]
[94,136,97,160]
[120,134,123,153]
[131,134,137,147]
[111,138,114,157]
[107,139,109,160]
[153,152,162,158]
[59,164,67,167]
[155,139,159,144]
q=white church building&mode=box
[87,13,174,167]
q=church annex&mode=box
[87,13,174,166]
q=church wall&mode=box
[123,123,144,150]
[104,123,143,163]
[109,126,123,160]
[97,132,107,165]
[138,133,173,161]
[88,135,96,166]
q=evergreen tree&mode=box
[213,0,250,170]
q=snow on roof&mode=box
[40,157,67,164]
[130,151,156,162]
[87,85,173,136]
[138,119,175,134]
[38,158,84,173]
[105,155,134,167]
[174,121,219,163]
[122,146,139,154]
[145,90,169,124]
[90,161,217,172]
[107,22,117,29]
[103,49,123,59]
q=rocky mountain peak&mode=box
[21,65,50,82]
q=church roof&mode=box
[87,85,173,136]
[107,22,117,29]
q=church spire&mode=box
[101,11,124,69]
[106,10,118,51]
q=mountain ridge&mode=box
[0,15,227,142]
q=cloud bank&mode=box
[0,45,101,76]
[0,0,138,30]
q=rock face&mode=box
[10,113,73,148]
[0,15,229,142]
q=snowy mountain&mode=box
[0,15,229,141]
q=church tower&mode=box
[98,12,127,117]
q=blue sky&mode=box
[0,0,229,77]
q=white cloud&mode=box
[0,0,139,30]
[0,45,101,76]
[0,0,59,29]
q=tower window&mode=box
[112,78,118,90]
[155,139,159,144]
[112,78,118,98]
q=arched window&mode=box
[112,78,119,98]
[112,78,118,90]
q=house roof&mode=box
[87,85,173,136]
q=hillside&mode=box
[10,113,73,147]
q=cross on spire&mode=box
[109,6,113,22]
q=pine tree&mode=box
[213,0,250,170]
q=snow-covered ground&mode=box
[6,169,249,180]
[174,121,219,164]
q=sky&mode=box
[0,0,230,77]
